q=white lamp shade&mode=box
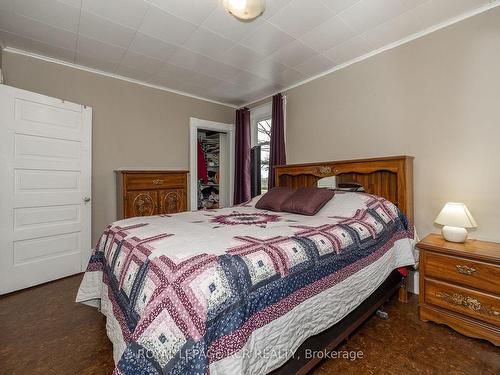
[223,0,266,20]
[434,202,477,228]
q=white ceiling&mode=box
[0,0,497,106]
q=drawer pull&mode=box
[456,265,476,275]
[152,179,164,185]
[436,291,499,317]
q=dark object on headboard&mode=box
[250,146,261,197]
[274,155,414,223]
[337,182,363,188]
[337,182,365,191]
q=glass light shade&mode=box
[434,202,477,228]
[223,0,266,21]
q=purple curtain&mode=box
[234,107,251,204]
[268,93,286,189]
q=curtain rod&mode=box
[244,94,287,111]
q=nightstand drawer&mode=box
[425,251,500,294]
[125,173,186,190]
[425,278,500,326]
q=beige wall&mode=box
[281,7,500,241]
[2,51,234,243]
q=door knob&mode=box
[83,197,91,203]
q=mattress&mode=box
[76,191,416,374]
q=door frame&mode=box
[81,106,92,271]
[189,117,235,211]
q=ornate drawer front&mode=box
[125,191,158,217]
[425,278,500,326]
[159,189,184,214]
[425,251,500,294]
[125,173,186,190]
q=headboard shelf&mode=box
[275,155,414,222]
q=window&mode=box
[256,118,271,193]
[250,102,273,196]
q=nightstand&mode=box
[417,233,500,345]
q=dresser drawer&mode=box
[424,278,500,326]
[425,251,500,294]
[125,173,186,190]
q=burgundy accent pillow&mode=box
[255,187,296,211]
[281,187,335,216]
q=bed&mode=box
[77,155,416,375]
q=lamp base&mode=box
[442,226,468,243]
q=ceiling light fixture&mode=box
[222,0,266,21]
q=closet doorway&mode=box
[189,118,234,211]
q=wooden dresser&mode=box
[116,170,188,219]
[418,234,500,345]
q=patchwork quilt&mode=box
[77,192,416,375]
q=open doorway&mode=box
[189,118,235,211]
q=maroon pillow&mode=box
[281,187,335,216]
[255,187,296,211]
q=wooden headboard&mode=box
[275,155,414,222]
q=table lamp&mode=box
[434,202,477,243]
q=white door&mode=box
[0,85,92,294]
